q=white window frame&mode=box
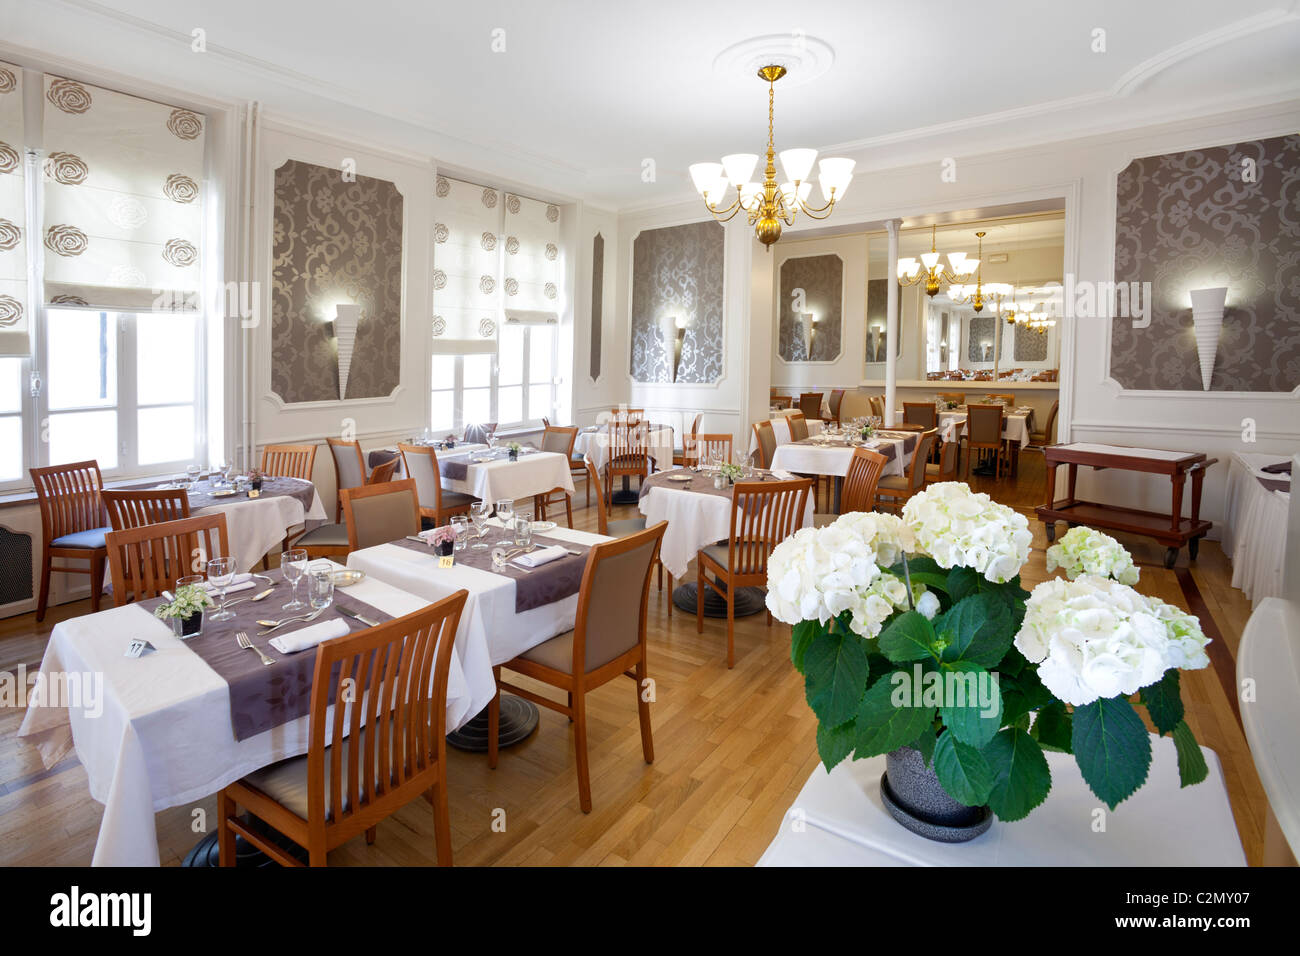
[430,325,557,434]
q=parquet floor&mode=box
[0,452,1268,865]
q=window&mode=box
[428,324,557,433]
[0,358,24,483]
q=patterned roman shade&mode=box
[0,62,27,356]
[502,192,561,317]
[41,74,204,313]
[431,175,502,355]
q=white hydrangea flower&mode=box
[1014,574,1211,706]
[915,589,941,620]
[901,481,1031,584]
[1046,526,1140,585]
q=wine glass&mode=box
[206,556,236,622]
[494,498,514,543]
[281,548,309,610]
[469,501,491,549]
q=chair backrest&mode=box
[726,479,813,576]
[938,392,964,405]
[260,443,318,481]
[341,479,421,550]
[607,420,649,472]
[582,456,610,536]
[30,460,106,543]
[842,448,888,513]
[1042,399,1059,442]
[463,422,497,445]
[905,431,938,492]
[798,392,823,419]
[327,438,366,492]
[397,444,445,514]
[691,433,734,467]
[106,512,231,605]
[935,438,959,478]
[307,591,467,832]
[867,395,884,419]
[752,421,777,469]
[688,412,703,437]
[771,396,792,409]
[571,522,667,674]
[367,457,400,485]
[828,389,846,420]
[103,488,191,532]
[610,407,645,425]
[967,404,1005,445]
[903,402,938,428]
[541,425,578,457]
[985,393,1015,405]
[787,412,809,442]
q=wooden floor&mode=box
[0,451,1269,866]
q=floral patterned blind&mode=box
[41,74,205,313]
[502,192,561,318]
[0,62,27,356]
[431,175,503,354]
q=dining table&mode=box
[769,430,918,511]
[574,423,675,478]
[927,405,1033,478]
[16,561,460,866]
[1221,451,1293,605]
[346,517,611,751]
[747,416,825,456]
[637,467,815,617]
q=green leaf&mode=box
[1032,700,1073,753]
[791,620,818,674]
[935,593,1012,667]
[999,646,1028,678]
[982,727,1052,821]
[1071,697,1153,810]
[1171,720,1208,788]
[853,674,937,759]
[1139,669,1184,736]
[886,555,950,595]
[938,661,1002,748]
[934,729,995,806]
[946,566,984,603]
[816,719,857,772]
[878,610,938,663]
[911,722,938,767]
[802,628,870,729]
[1000,665,1056,726]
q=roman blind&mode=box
[41,73,205,313]
[502,192,561,321]
[431,175,502,355]
[0,61,27,356]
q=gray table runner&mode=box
[139,568,393,742]
[437,445,540,482]
[120,476,315,513]
[1256,475,1291,493]
[639,468,783,501]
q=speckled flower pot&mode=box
[881,745,992,843]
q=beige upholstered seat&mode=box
[241,724,389,819]
[341,479,421,551]
[326,438,367,522]
[399,443,476,527]
[752,420,777,469]
[533,425,579,526]
[787,413,809,442]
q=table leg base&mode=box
[447,695,539,752]
[672,582,766,618]
[182,814,307,867]
[610,489,640,505]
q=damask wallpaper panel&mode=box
[271,159,404,404]
[629,220,724,384]
[967,315,996,363]
[778,254,842,362]
[1110,134,1300,392]
[1014,322,1049,362]
[590,232,603,380]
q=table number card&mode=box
[125,639,156,658]
[438,555,455,569]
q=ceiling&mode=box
[4,0,1299,209]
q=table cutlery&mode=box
[251,573,275,584]
[337,605,381,628]
[223,587,275,608]
[236,630,276,666]
[255,607,325,635]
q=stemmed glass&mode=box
[469,501,491,549]
[206,557,236,622]
[494,498,514,543]
[281,548,309,610]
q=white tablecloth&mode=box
[16,562,455,866]
[771,397,831,419]
[196,484,326,572]
[347,520,611,724]
[440,450,575,503]
[574,426,675,474]
[638,481,815,580]
[747,418,824,455]
[1222,452,1291,606]
[759,735,1245,866]
[769,435,909,479]
[935,410,1033,448]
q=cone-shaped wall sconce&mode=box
[334,303,361,400]
[1189,287,1227,392]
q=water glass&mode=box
[469,501,491,549]
[513,511,533,548]
[307,563,335,612]
[186,464,201,486]
[494,498,514,541]
[281,548,309,610]
[451,515,470,551]
[206,556,236,622]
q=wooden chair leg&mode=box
[696,562,705,634]
[573,689,592,813]
[726,581,736,669]
[365,825,377,845]
[487,667,501,769]
[666,572,673,617]
[565,494,573,529]
[217,790,237,866]
[36,552,51,622]
[430,780,452,867]
[567,691,574,722]
[89,550,104,613]
[636,657,654,764]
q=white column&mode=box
[884,219,901,426]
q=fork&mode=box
[236,631,276,666]
[256,607,326,635]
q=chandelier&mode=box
[898,224,978,296]
[689,64,855,248]
[948,231,987,312]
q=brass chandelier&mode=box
[898,224,978,296]
[948,231,987,312]
[689,64,855,248]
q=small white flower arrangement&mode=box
[1046,526,1140,585]
[153,583,214,621]
[718,462,743,483]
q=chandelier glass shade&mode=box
[947,231,987,312]
[898,224,978,296]
[689,64,855,248]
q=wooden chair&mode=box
[105,512,231,605]
[218,591,469,866]
[673,412,704,466]
[787,411,809,442]
[770,395,793,410]
[798,392,824,421]
[398,443,476,527]
[867,395,884,420]
[326,438,367,523]
[1029,400,1059,447]
[490,522,667,812]
[582,454,668,611]
[533,425,579,527]
[260,443,317,481]
[876,429,938,513]
[30,460,110,620]
[828,388,846,426]
[964,404,1006,479]
[688,433,734,468]
[697,478,812,667]
[903,402,938,429]
[103,488,191,531]
[367,457,400,485]
[752,421,777,469]
[340,479,421,552]
[605,419,650,506]
[812,448,888,527]
[925,439,961,484]
[609,407,645,425]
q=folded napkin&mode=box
[269,617,350,655]
[1261,461,1293,475]
[203,574,255,594]
[513,545,568,568]
[772,469,797,480]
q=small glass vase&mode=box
[436,539,454,557]
[508,449,519,462]
[171,611,203,640]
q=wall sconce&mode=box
[798,311,816,359]
[660,315,686,382]
[333,303,361,400]
[1189,286,1227,391]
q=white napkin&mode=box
[203,573,255,594]
[513,545,568,568]
[772,469,797,480]
[269,617,350,655]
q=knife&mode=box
[337,605,381,627]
